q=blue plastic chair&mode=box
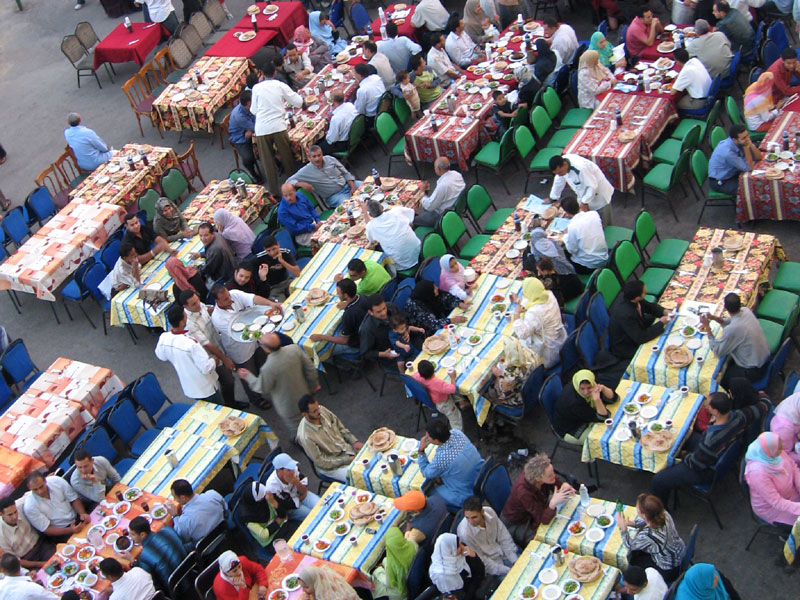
[597,19,608,35]
[391,278,416,311]
[0,378,15,415]
[405,543,432,600]
[100,239,121,271]
[132,372,191,428]
[719,50,741,91]
[273,227,310,272]
[586,292,609,347]
[329,0,345,29]
[471,456,494,497]
[559,329,580,382]
[401,374,437,432]
[380,278,398,303]
[679,75,720,118]
[680,440,743,528]
[62,257,97,328]
[0,339,41,391]
[415,256,442,285]
[681,524,699,571]
[540,374,566,447]
[2,208,31,248]
[752,338,791,391]
[480,464,512,514]
[783,370,798,399]
[767,21,790,53]
[576,321,599,369]
[494,365,544,423]
[761,39,780,70]
[27,187,57,225]
[107,397,162,457]
[77,426,136,478]
[229,476,274,562]
[0,244,22,314]
[349,1,371,34]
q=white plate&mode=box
[197,84,208,92]
[506,249,520,259]
[113,501,131,515]
[332,521,351,536]
[177,80,191,89]
[146,282,161,290]
[635,393,650,405]
[401,438,418,452]
[538,568,559,584]
[328,507,346,521]
[664,23,677,31]
[496,278,511,289]
[313,537,332,552]
[635,62,648,70]
[649,420,668,433]
[261,323,276,334]
[150,503,168,519]
[561,580,582,596]
[457,344,472,355]
[253,315,268,326]
[440,356,457,369]
[283,321,295,331]
[614,428,632,441]
[513,239,528,250]
[172,92,186,102]
[541,584,561,600]
[686,338,702,350]
[282,574,302,591]
[107,164,120,173]
[519,585,538,599]
[122,487,142,501]
[270,314,283,323]
[776,161,791,170]
[467,334,482,346]
[75,569,98,587]
[780,150,793,160]
[97,175,110,185]
[666,335,683,347]
[585,503,604,518]
[63,544,77,556]
[622,404,640,416]
[231,322,245,332]
[640,405,659,419]
[680,314,700,328]
[567,522,586,536]
[371,191,385,201]
[206,70,218,78]
[105,532,119,546]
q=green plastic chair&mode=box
[670,99,721,144]
[160,168,197,211]
[595,268,621,309]
[393,96,411,128]
[727,96,766,142]
[613,240,675,298]
[228,169,253,184]
[773,262,800,296]
[376,113,416,177]
[439,211,491,260]
[759,318,784,354]
[653,124,701,165]
[529,106,579,149]
[691,150,736,223]
[542,86,592,129]
[332,114,365,168]
[474,127,517,194]
[510,105,530,129]
[709,126,727,150]
[466,185,513,234]
[641,149,691,221]
[634,210,690,269]
[756,289,800,328]
[421,232,447,259]
[514,125,563,194]
[137,189,160,223]
[303,190,334,220]
[603,225,634,252]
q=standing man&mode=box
[251,62,304,196]
[190,222,238,284]
[228,90,263,185]
[362,200,421,272]
[548,154,614,225]
[363,41,395,89]
[288,145,359,208]
[135,0,179,35]
[64,112,112,171]
[23,472,88,542]
[320,92,359,155]
[377,22,422,72]
[543,17,579,66]
[155,304,222,404]
[414,157,466,227]
[0,498,55,570]
[237,333,320,432]
[708,124,762,195]
[353,63,387,125]
[69,449,121,505]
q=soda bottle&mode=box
[431,115,439,132]
[371,168,382,187]
[615,107,622,126]
[783,130,789,152]
[251,13,258,32]
[194,69,203,85]
[139,149,149,167]
[347,208,356,226]
[127,156,135,172]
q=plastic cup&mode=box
[380,464,389,472]
[664,420,673,430]
[349,535,358,545]
[337,498,345,506]
[696,355,704,363]
[405,361,414,372]
[605,418,614,428]
[446,367,455,375]
[651,345,660,352]
[361,458,370,465]
[494,311,502,321]
[301,534,310,545]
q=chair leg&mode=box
[62,300,74,321]
[379,371,388,396]
[125,324,138,344]
[134,113,144,137]
[707,497,723,529]
[48,302,61,325]
[6,291,21,314]
[77,302,96,329]
[93,70,102,89]
[745,526,762,551]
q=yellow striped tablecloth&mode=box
[290,242,386,293]
[785,515,799,564]
[534,496,637,570]
[491,540,621,599]
[581,381,705,473]
[346,434,436,498]
[109,236,204,329]
[449,273,523,336]
[120,427,236,496]
[288,482,406,574]
[282,287,348,368]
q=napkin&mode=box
[612,43,625,63]
[614,83,637,93]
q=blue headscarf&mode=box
[745,431,784,474]
[675,564,730,600]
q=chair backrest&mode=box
[75,21,99,50]
[203,0,226,27]
[0,376,13,416]
[569,69,579,99]
[689,150,708,191]
[710,439,743,488]
[273,227,298,258]
[511,105,529,129]
[401,374,436,412]
[2,208,30,246]
[681,524,699,572]
[168,550,198,600]
[27,186,57,224]
[725,96,742,127]
[710,126,726,151]
[55,149,83,187]
[530,105,553,140]
[576,320,599,367]
[767,338,792,386]
[680,124,702,153]
[416,256,441,285]
[440,211,466,250]
[619,23,629,46]
[35,164,69,205]
[480,464,512,514]
[595,268,620,309]
[0,339,38,387]
[229,169,253,185]
[392,279,416,310]
[670,149,692,189]
[376,112,398,145]
[498,126,517,162]
[783,370,798,399]
[553,65,570,95]
[138,189,160,223]
[542,86,562,121]
[393,96,411,126]
[597,19,608,35]
[704,99,721,136]
[634,209,656,251]
[421,232,447,259]
[466,184,493,221]
[71,256,96,296]
[727,50,741,83]
[161,168,189,202]
[100,239,120,271]
[380,278,398,302]
[559,329,580,380]
[107,398,145,445]
[132,372,170,420]
[613,240,641,283]
[749,65,764,84]
[61,35,88,67]
[471,456,495,496]
[406,543,431,599]
[122,75,151,111]
[350,1,371,33]
[539,373,563,423]
[168,38,194,68]
[83,262,108,302]
[513,124,536,161]
[78,426,118,463]
[179,23,204,56]
[137,62,162,95]
[347,114,366,154]
[189,11,214,39]
[767,20,790,52]
[194,560,219,600]
[586,292,609,344]
[153,46,176,81]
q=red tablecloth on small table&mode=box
[236,1,309,46]
[371,4,419,41]
[205,28,278,58]
[93,22,166,70]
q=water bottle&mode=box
[516,13,523,35]
[251,13,258,32]
[795,131,800,152]
[447,327,458,350]
[371,167,382,187]
[379,24,387,40]
[513,211,521,231]
[447,93,456,114]
[643,73,651,93]
[378,6,387,26]
[579,483,590,509]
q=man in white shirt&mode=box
[672,48,713,110]
[446,18,481,67]
[415,157,465,226]
[617,566,668,600]
[0,554,57,600]
[135,0,178,34]
[263,453,321,521]
[428,34,462,84]
[23,472,88,541]
[364,41,396,89]
[251,62,304,196]
[410,0,450,31]
[549,154,615,225]
[100,558,157,600]
[0,498,55,569]
[283,43,314,87]
[354,63,386,123]
[377,21,423,72]
[155,304,221,403]
[69,449,121,505]
[457,497,518,576]
[362,200,421,271]
[543,17,578,66]
[320,92,359,154]
[561,196,609,273]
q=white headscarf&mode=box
[251,481,269,502]
[429,533,470,593]
[776,393,800,425]
[217,551,247,589]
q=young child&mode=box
[439,254,469,301]
[388,313,422,370]
[397,70,422,119]
[412,360,469,431]
[491,90,518,137]
[481,17,500,42]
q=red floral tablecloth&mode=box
[405,115,484,171]
[371,4,419,40]
[562,91,677,192]
[205,27,278,58]
[182,180,272,225]
[462,22,533,88]
[93,22,166,70]
[605,57,682,103]
[637,24,697,61]
[432,84,496,121]
[237,1,308,46]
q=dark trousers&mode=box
[23,537,57,563]
[722,361,768,390]
[709,176,740,195]
[317,139,348,154]
[629,550,681,584]
[236,346,267,404]
[197,387,223,405]
[650,462,712,505]
[217,364,236,406]
[182,0,203,22]
[233,140,264,184]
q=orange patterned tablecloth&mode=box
[265,551,371,597]
[0,447,45,499]
[153,56,251,133]
[657,227,782,315]
[70,143,178,208]
[182,179,272,225]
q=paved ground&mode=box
[1,0,799,596]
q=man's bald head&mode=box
[281,182,297,203]
[67,113,81,127]
[434,157,450,175]
[260,333,281,352]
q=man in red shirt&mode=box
[767,47,800,101]
[625,6,664,59]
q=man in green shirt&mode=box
[334,258,391,296]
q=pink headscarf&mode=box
[165,257,199,293]
[293,25,313,53]
[439,254,466,292]
[745,431,785,476]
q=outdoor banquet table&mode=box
[462,22,534,86]
[282,287,349,368]
[581,380,705,473]
[432,82,498,122]
[0,448,45,499]
[152,56,251,133]
[739,110,800,222]
[172,400,278,454]
[290,241,386,291]
[182,179,271,225]
[371,4,418,40]
[491,540,621,599]
[288,482,406,574]
[347,431,436,498]
[562,91,678,192]
[70,143,178,208]
[120,427,238,497]
[404,114,484,171]
[93,21,165,70]
[109,236,203,329]
[236,1,308,46]
[533,496,638,570]
[785,516,800,564]
[0,200,126,301]
[608,57,681,103]
[288,64,359,162]
[36,483,173,597]
[309,176,426,251]
[205,27,279,58]
[264,550,371,596]
[448,273,523,337]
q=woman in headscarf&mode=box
[533,38,557,84]
[509,278,567,369]
[522,220,582,306]
[237,480,292,546]
[212,551,268,600]
[577,49,615,109]
[744,71,781,132]
[404,280,468,336]
[463,0,488,43]
[439,254,469,301]
[153,197,193,242]
[308,10,347,56]
[674,563,732,600]
[589,31,625,70]
[744,432,800,526]
[213,208,256,259]
[298,565,359,600]
[429,533,486,599]
[771,392,800,465]
[372,526,419,600]
[552,369,618,443]
[165,256,208,301]
[293,24,332,71]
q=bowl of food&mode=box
[75,569,98,586]
[520,584,538,598]
[334,521,352,536]
[491,303,506,313]
[468,334,482,345]
[62,544,77,557]
[314,538,331,552]
[48,572,67,590]
[123,487,142,501]
[62,561,80,576]
[491,294,505,302]
[766,152,779,162]
[101,515,119,529]
[681,325,697,337]
[114,536,132,554]
[623,404,640,416]
[282,574,302,591]
[269,590,288,600]
[636,393,650,405]
[113,501,131,515]
[595,514,613,528]
[150,503,168,520]
[568,521,586,536]
[561,580,581,596]
[76,546,95,562]
[329,508,345,521]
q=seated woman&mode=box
[772,392,800,465]
[589,31,626,71]
[293,25,332,72]
[404,280,468,337]
[533,39,558,85]
[212,551,268,600]
[615,493,686,583]
[213,208,255,259]
[577,50,616,109]
[463,0,489,43]
[509,278,567,369]
[429,533,487,600]
[744,72,783,132]
[372,526,419,600]
[309,10,347,57]
[744,432,800,526]
[553,369,618,443]
[153,197,193,242]
[165,256,208,302]
[439,254,469,301]
[237,480,293,547]
[675,563,739,600]
[298,565,359,600]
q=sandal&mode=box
[252,398,272,410]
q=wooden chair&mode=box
[122,74,162,138]
[153,46,176,82]
[34,165,71,208]
[189,11,214,41]
[179,22,204,56]
[54,150,88,189]
[220,113,241,171]
[61,34,105,89]
[177,141,206,191]
[138,61,167,98]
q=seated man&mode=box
[69,449,121,505]
[671,48,713,111]
[457,496,519,578]
[354,63,387,125]
[110,241,141,294]
[409,55,443,106]
[227,261,272,298]
[309,278,370,356]
[99,558,157,600]
[708,123,762,195]
[127,516,188,594]
[362,200,421,272]
[23,472,88,542]
[122,213,173,265]
[561,196,608,274]
[616,565,668,600]
[227,89,263,185]
[263,453,321,521]
[686,19,733,78]
[418,418,484,511]
[650,390,769,504]
[283,42,314,87]
[608,280,669,362]
[335,257,391,297]
[543,17,579,67]
[0,553,58,599]
[393,490,448,544]
[549,154,614,226]
[767,47,800,102]
[359,295,406,365]
[363,41,395,90]
[625,7,663,59]
[253,233,300,300]
[64,112,112,171]
[0,497,56,570]
[427,33,463,86]
[713,1,755,58]
[296,395,364,482]
[189,222,238,284]
[410,0,449,31]
[288,145,359,209]
[278,182,321,247]
[702,292,771,388]
[377,21,423,72]
[414,157,465,227]
[165,479,226,547]
[319,91,358,155]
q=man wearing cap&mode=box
[392,490,448,544]
[263,453,321,521]
[296,395,363,483]
[615,565,667,600]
